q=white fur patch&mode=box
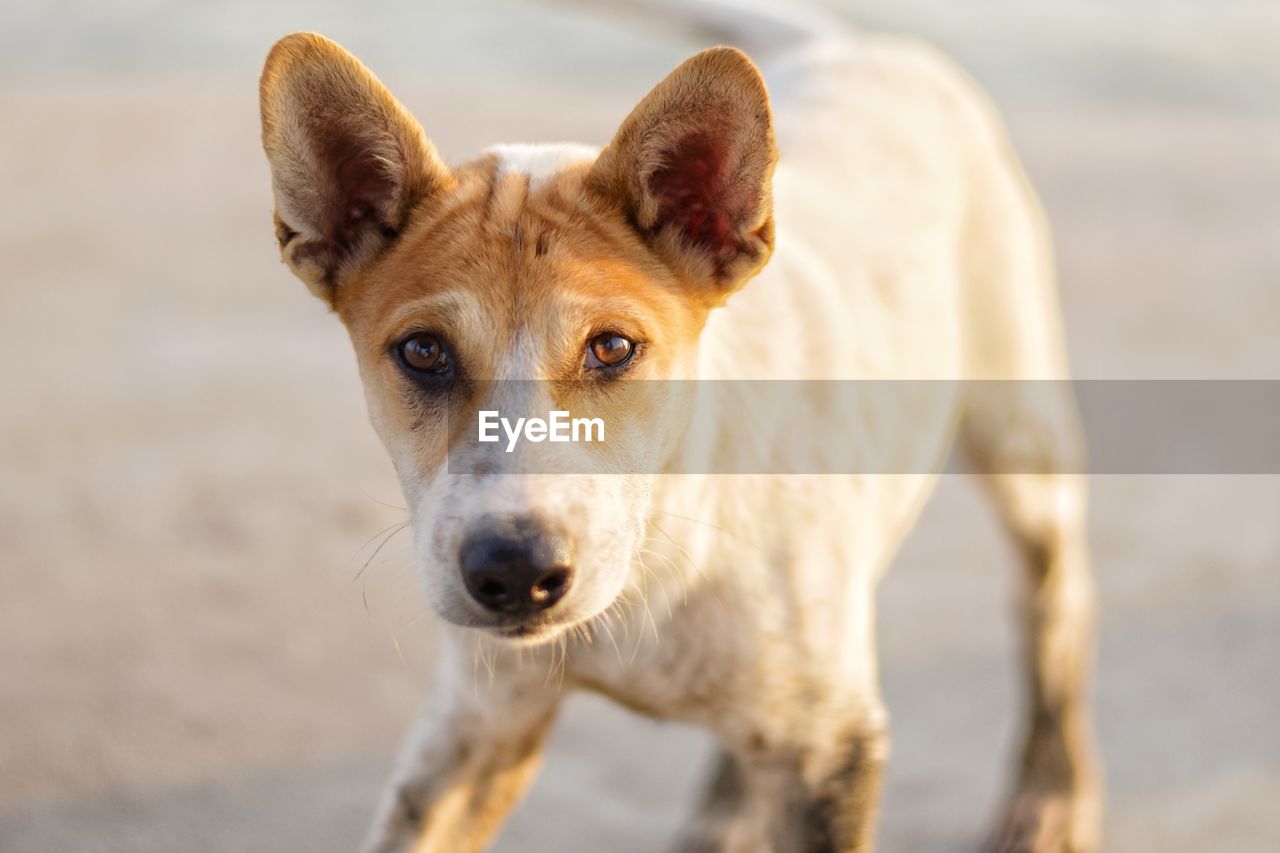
[487,143,599,187]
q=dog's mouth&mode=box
[493,622,557,642]
[465,601,611,648]
[478,616,577,648]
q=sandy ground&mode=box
[1,2,1278,851]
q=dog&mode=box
[259,1,1100,850]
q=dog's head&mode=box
[259,33,775,644]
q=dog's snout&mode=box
[459,517,574,617]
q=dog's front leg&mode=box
[765,724,890,853]
[361,639,561,853]
[680,718,890,853]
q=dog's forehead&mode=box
[342,147,684,352]
[487,142,600,189]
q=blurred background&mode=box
[2,1,1278,850]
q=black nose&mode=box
[459,517,574,617]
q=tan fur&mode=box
[586,46,777,290]
[260,33,454,300]
[259,6,1100,852]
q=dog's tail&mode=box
[553,0,852,60]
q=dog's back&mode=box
[574,7,1101,850]
[651,5,1080,571]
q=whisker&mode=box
[617,595,648,664]
[598,611,623,665]
[648,522,724,610]
[480,635,496,684]
[544,635,561,686]
[652,522,700,576]
[628,557,672,621]
[358,488,409,513]
[651,509,767,555]
[647,531,732,622]
[637,547,689,609]
[636,547,680,575]
[635,579,662,646]
[353,521,412,581]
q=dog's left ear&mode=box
[586,47,777,299]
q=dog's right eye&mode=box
[585,332,635,370]
[397,333,451,375]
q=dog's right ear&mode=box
[586,47,776,301]
[259,33,454,303]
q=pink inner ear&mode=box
[649,132,751,260]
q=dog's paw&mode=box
[675,815,771,853]
[986,787,1100,853]
[674,821,743,853]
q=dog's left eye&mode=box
[585,333,635,370]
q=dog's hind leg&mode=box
[967,445,1101,853]
[951,64,1102,851]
